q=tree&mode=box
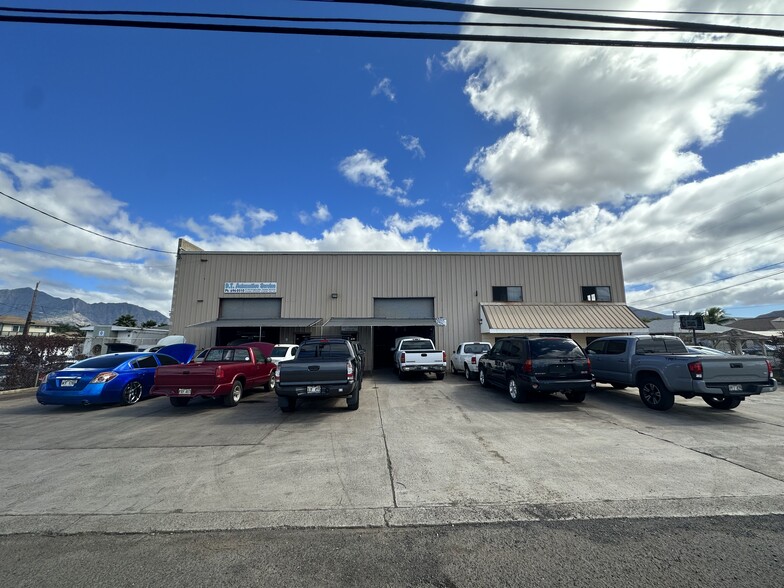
[141,320,158,328]
[695,306,733,325]
[113,314,137,327]
[0,334,79,390]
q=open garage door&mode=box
[372,298,436,369]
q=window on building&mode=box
[492,286,523,302]
[582,286,612,302]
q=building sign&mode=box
[679,315,705,330]
[435,317,447,327]
[224,281,277,294]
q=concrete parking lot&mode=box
[1,373,783,535]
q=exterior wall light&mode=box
[331,293,338,299]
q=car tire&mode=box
[265,372,276,392]
[223,380,243,407]
[169,397,190,407]
[279,396,297,413]
[120,381,143,405]
[703,396,742,410]
[507,377,527,403]
[451,362,458,375]
[464,364,473,381]
[565,390,586,403]
[398,369,406,381]
[610,382,627,390]
[347,388,360,411]
[479,367,490,388]
[638,375,675,411]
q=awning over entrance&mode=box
[186,318,322,328]
[480,303,647,334]
[323,317,438,327]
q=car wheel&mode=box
[507,377,527,403]
[120,381,143,405]
[451,362,458,375]
[479,367,490,388]
[435,372,445,381]
[347,388,360,411]
[279,396,297,413]
[398,369,406,381]
[639,375,675,411]
[565,390,586,403]
[223,380,243,407]
[265,372,276,392]
[610,382,627,390]
[464,364,473,381]
[703,396,742,410]
[169,397,190,407]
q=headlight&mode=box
[90,372,118,384]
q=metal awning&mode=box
[186,318,322,328]
[323,317,438,327]
[480,303,647,334]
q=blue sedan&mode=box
[37,344,196,407]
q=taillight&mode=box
[523,359,533,374]
[275,367,280,383]
[400,352,406,363]
[471,356,477,364]
[688,361,703,380]
[766,360,773,379]
[215,366,224,379]
[347,359,355,382]
[90,372,118,384]
[586,357,591,371]
[442,351,447,362]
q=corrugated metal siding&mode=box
[482,303,647,331]
[169,252,629,366]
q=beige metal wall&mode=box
[168,251,627,369]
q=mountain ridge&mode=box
[0,288,168,326]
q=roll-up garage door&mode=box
[219,298,282,319]
[374,298,434,319]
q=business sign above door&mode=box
[224,281,277,294]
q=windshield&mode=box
[71,355,128,369]
[297,342,350,360]
[270,347,289,358]
[529,339,585,360]
[401,340,435,351]
[464,344,491,354]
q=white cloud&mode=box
[247,208,277,229]
[447,0,784,215]
[384,213,443,234]
[396,196,427,207]
[208,213,245,235]
[452,212,473,237]
[401,135,426,159]
[299,202,332,225]
[371,78,396,102]
[338,149,413,199]
[466,153,784,312]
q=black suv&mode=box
[477,337,595,403]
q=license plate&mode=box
[61,379,77,387]
[306,385,321,394]
[178,388,191,395]
[729,384,742,392]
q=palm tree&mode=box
[695,306,733,325]
[113,314,137,327]
[141,320,158,328]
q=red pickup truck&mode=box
[150,342,276,407]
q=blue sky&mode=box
[1,0,784,320]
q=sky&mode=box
[1,0,784,321]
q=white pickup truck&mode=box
[450,341,492,380]
[392,337,447,381]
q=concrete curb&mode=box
[0,387,36,397]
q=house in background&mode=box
[0,315,57,337]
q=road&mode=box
[2,372,783,585]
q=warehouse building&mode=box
[169,239,647,371]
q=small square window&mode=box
[492,286,523,302]
[582,286,611,302]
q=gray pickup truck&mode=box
[586,335,778,411]
[275,338,362,413]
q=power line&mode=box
[1,13,784,51]
[0,237,174,268]
[307,0,784,40]
[0,190,176,254]
[0,6,675,33]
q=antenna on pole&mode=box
[22,281,40,336]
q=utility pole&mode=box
[22,281,40,336]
